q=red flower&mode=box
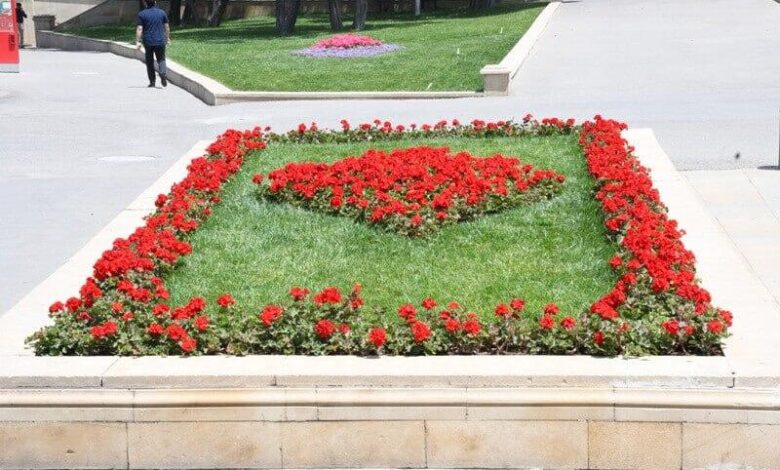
[314,287,342,305]
[147,323,164,336]
[718,309,733,327]
[195,315,209,332]
[539,315,555,331]
[180,336,197,353]
[153,304,169,316]
[444,318,461,332]
[315,319,337,340]
[421,298,437,310]
[447,301,460,311]
[48,301,64,314]
[463,314,481,336]
[217,293,235,308]
[260,305,283,326]
[91,321,118,339]
[593,330,605,346]
[708,320,724,335]
[65,297,82,312]
[510,298,525,311]
[398,304,418,322]
[289,286,310,301]
[560,316,577,330]
[368,327,387,348]
[543,303,559,316]
[261,145,563,237]
[410,321,432,342]
[121,312,134,321]
[661,319,680,336]
[252,174,264,184]
[166,323,187,341]
[494,303,511,317]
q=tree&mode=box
[182,0,201,26]
[169,0,182,26]
[327,0,343,31]
[352,0,367,30]
[275,0,301,35]
[469,0,495,9]
[207,0,229,26]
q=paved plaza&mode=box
[2,0,780,314]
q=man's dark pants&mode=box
[144,44,167,85]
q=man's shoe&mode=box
[161,75,167,87]
[148,83,155,88]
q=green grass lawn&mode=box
[164,134,618,320]
[63,0,545,91]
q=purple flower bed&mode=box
[292,44,403,58]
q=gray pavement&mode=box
[2,0,780,314]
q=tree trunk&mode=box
[327,0,342,31]
[182,0,201,25]
[207,0,229,26]
[275,0,301,35]
[169,0,182,26]
[352,0,367,30]
[469,0,494,9]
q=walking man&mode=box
[15,2,27,48]
[135,0,170,88]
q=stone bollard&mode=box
[480,64,512,96]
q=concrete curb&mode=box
[36,30,483,105]
[480,0,560,95]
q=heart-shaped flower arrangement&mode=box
[254,146,565,237]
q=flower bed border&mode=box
[29,116,730,357]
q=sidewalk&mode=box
[685,168,780,305]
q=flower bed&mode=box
[28,116,731,356]
[258,146,564,237]
[292,33,402,58]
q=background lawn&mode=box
[64,0,545,91]
[164,134,618,320]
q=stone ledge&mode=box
[0,355,735,389]
[2,386,779,422]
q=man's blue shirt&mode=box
[136,6,168,47]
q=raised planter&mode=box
[1,128,779,469]
[36,30,481,105]
[37,2,557,104]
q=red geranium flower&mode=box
[315,319,337,340]
[368,327,387,348]
[260,305,283,326]
[217,293,235,308]
[314,287,342,305]
[410,321,432,342]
